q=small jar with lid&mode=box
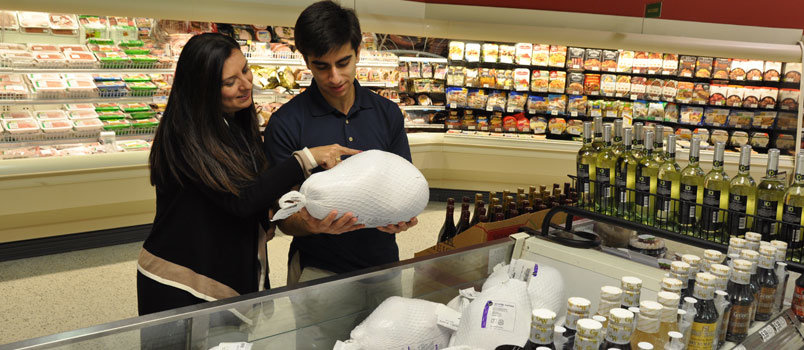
[600,308,635,349]
[528,308,557,348]
[745,232,762,249]
[621,276,643,309]
[630,300,663,348]
[703,249,724,271]
[710,263,731,291]
[596,286,623,319]
[564,297,592,339]
[573,318,602,350]
[728,237,748,256]
[661,277,684,295]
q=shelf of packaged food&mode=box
[0,67,176,74]
[247,57,398,68]
[0,96,158,105]
[298,80,395,88]
[404,123,445,129]
[400,105,445,111]
[399,56,449,64]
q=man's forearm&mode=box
[277,212,316,237]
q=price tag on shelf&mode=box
[749,104,758,108]
[605,93,613,97]
[682,73,692,78]
[591,110,602,117]
[467,126,476,130]
[631,95,638,100]
[752,76,761,81]
[606,111,617,117]
[507,128,517,133]
[450,103,457,109]
[486,105,494,112]
[570,111,578,117]
[551,110,558,116]
[528,109,536,114]
[507,107,515,113]
[153,95,167,104]
[608,68,616,72]
[648,70,657,75]
[590,92,599,96]
[483,84,490,88]
[522,128,531,133]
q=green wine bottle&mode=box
[702,142,730,241]
[577,122,598,208]
[612,119,625,159]
[597,124,617,214]
[656,134,681,228]
[592,116,605,151]
[679,137,705,233]
[781,153,804,250]
[632,123,646,163]
[616,127,639,219]
[727,145,757,239]
[652,124,666,165]
[754,149,786,241]
[635,130,660,223]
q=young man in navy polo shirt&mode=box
[263,1,418,286]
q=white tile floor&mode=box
[0,201,450,346]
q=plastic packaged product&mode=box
[31,79,67,98]
[498,45,515,64]
[96,81,127,91]
[502,115,517,132]
[131,117,159,128]
[102,119,131,131]
[78,16,109,40]
[433,64,447,80]
[566,47,585,70]
[35,52,67,67]
[617,50,634,73]
[662,79,678,102]
[708,84,727,106]
[463,68,479,87]
[64,51,97,67]
[746,60,764,81]
[98,111,127,120]
[530,70,549,92]
[633,101,648,120]
[626,76,645,100]
[730,131,749,147]
[531,116,548,134]
[513,68,529,91]
[565,72,584,95]
[476,114,489,131]
[726,85,744,107]
[696,128,713,145]
[620,102,634,122]
[675,81,694,103]
[706,129,727,145]
[759,87,778,109]
[94,51,130,67]
[703,108,729,127]
[66,79,96,91]
[679,106,704,125]
[464,43,480,63]
[615,75,631,97]
[548,118,567,134]
[0,83,29,98]
[749,133,770,149]
[29,44,60,52]
[4,119,40,134]
[566,119,584,135]
[776,134,795,152]
[584,74,601,95]
[646,78,663,101]
[481,43,498,63]
[72,118,103,131]
[632,51,649,74]
[778,89,800,111]
[675,128,693,141]
[94,102,120,112]
[691,83,710,105]
[514,43,532,66]
[28,73,63,81]
[783,63,801,83]
[448,41,465,61]
[764,61,782,81]
[742,87,761,108]
[530,44,549,66]
[2,51,35,67]
[60,44,89,53]
[446,87,468,108]
[68,110,99,120]
[664,103,679,122]
[18,11,49,33]
[548,71,566,93]
[467,89,488,109]
[567,95,587,116]
[727,59,747,80]
[123,73,151,82]
[548,45,567,68]
[712,58,731,79]
[120,102,150,113]
[127,81,157,95]
[647,102,665,121]
[604,100,621,118]
[584,49,602,71]
[753,111,777,129]
[36,110,69,120]
[695,57,713,78]
[647,52,663,73]
[92,73,123,82]
[507,92,527,113]
[49,13,78,35]
[548,94,567,115]
[776,112,797,130]
[41,119,73,133]
[0,11,18,31]
[1,111,33,120]
[587,100,603,117]
[486,90,507,112]
[527,95,548,114]
[662,53,679,75]
[600,74,616,96]
[0,74,24,84]
[728,110,753,129]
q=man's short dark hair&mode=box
[294,1,362,59]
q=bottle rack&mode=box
[539,176,804,273]
[731,309,804,349]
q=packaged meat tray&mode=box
[615,75,631,97]
[41,120,73,133]
[36,110,69,120]
[566,47,585,70]
[49,14,78,35]
[712,58,731,79]
[68,110,99,120]
[548,71,566,93]
[89,44,120,52]
[72,118,103,131]
[530,70,549,93]
[728,110,753,129]
[64,51,97,67]
[675,81,694,103]
[759,88,778,109]
[695,57,713,78]
[0,11,18,31]
[777,112,797,130]
[750,133,770,148]
[97,111,126,120]
[583,73,600,95]
[131,117,159,128]
[764,61,782,82]
[499,45,515,64]
[0,74,24,84]
[28,73,62,81]
[0,83,29,99]
[481,43,498,63]
[31,79,67,99]
[631,51,649,74]
[742,87,761,108]
[630,76,647,100]
[34,52,67,68]
[29,44,60,52]
[79,16,109,40]
[726,85,744,107]
[64,103,95,111]
[1,111,33,120]
[102,119,131,131]
[745,60,764,81]
[753,111,777,129]
[600,74,616,96]
[784,63,801,83]
[661,53,678,75]
[662,80,678,102]
[93,73,123,82]
[120,102,150,112]
[94,51,130,68]
[704,108,729,127]
[601,50,618,72]
[122,74,151,82]
[96,81,128,95]
[94,102,120,112]
[130,55,158,67]
[4,119,40,134]
[62,73,93,81]
[18,11,49,34]
[779,89,800,111]
[2,51,35,67]
[678,56,696,77]
[60,44,89,53]
[117,139,151,151]
[584,49,602,71]
[566,73,584,95]
[647,52,663,74]
[66,79,97,91]
[728,59,747,81]
[692,83,710,105]
[0,43,25,51]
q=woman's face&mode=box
[220,49,253,114]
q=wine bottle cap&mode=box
[583,122,593,141]
[653,124,664,143]
[683,297,697,305]
[644,130,654,150]
[739,144,752,166]
[677,309,687,317]
[532,308,557,325]
[447,198,455,205]
[536,347,551,350]
[740,249,759,262]
[576,318,603,338]
[657,291,680,307]
[592,315,607,324]
[681,254,701,270]
[759,245,776,257]
[634,122,644,140]
[600,286,623,301]
[696,272,716,285]
[670,261,690,275]
[666,134,676,153]
[732,258,753,271]
[704,249,723,263]
[714,141,726,162]
[797,152,804,176]
[621,276,643,290]
[690,136,700,158]
[608,308,634,325]
[628,306,640,315]
[623,127,633,146]
[603,124,612,143]
[710,263,730,277]
[715,290,728,298]
[638,342,654,350]
[568,297,592,312]
[745,231,762,242]
[768,148,780,171]
[614,119,623,136]
[639,301,663,317]
[661,277,683,292]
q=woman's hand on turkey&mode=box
[308,144,361,169]
[377,217,418,234]
[300,208,365,235]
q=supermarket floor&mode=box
[0,201,449,346]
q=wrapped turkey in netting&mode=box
[524,261,566,317]
[272,150,429,228]
[343,296,453,350]
[450,279,531,349]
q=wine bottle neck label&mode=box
[739,165,750,172]
[713,160,723,167]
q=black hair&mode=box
[294,0,362,59]
[149,32,266,196]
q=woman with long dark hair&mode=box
[138,32,360,318]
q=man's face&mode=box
[306,43,359,101]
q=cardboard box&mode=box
[414,208,567,258]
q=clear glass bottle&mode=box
[525,309,557,350]
[616,128,639,219]
[656,291,681,348]
[663,331,684,350]
[592,116,605,151]
[725,259,754,343]
[630,300,663,349]
[713,290,731,348]
[754,149,786,241]
[681,254,701,303]
[701,142,730,242]
[679,137,704,232]
[781,152,804,250]
[656,134,681,227]
[596,124,617,214]
[574,318,603,350]
[679,297,697,348]
[612,119,625,158]
[635,130,660,223]
[651,124,666,164]
[621,276,643,310]
[596,286,624,328]
[709,263,730,292]
[727,145,757,238]
[739,249,760,323]
[578,122,598,208]
[755,245,779,321]
[687,273,719,350]
[600,308,634,350]
[563,297,592,349]
[771,240,790,313]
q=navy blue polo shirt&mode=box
[263,79,412,274]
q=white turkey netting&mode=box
[345,296,453,350]
[272,150,429,227]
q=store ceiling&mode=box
[412,0,804,31]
